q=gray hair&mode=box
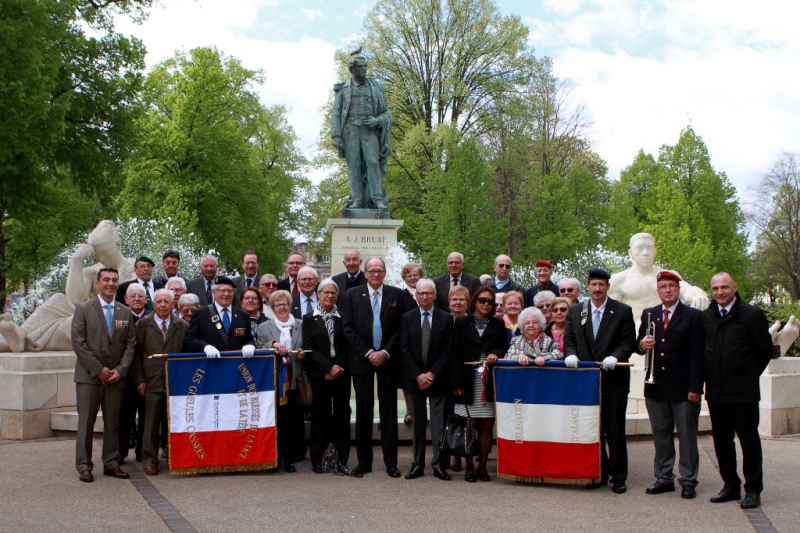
[297,266,319,279]
[416,278,436,293]
[317,278,338,295]
[533,290,556,306]
[269,289,292,307]
[166,276,186,291]
[178,293,200,307]
[260,273,278,284]
[200,254,218,266]
[153,288,174,302]
[519,307,546,329]
[125,283,145,296]
[560,278,580,291]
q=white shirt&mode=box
[137,278,155,296]
[154,314,171,331]
[370,285,383,309]
[214,302,232,317]
[719,297,736,315]
[662,302,678,322]
[590,298,608,317]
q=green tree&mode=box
[119,47,307,274]
[0,0,148,310]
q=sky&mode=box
[115,0,800,196]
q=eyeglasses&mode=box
[242,296,259,302]
[450,298,467,303]
[298,277,317,282]
[366,269,386,275]
[320,291,337,296]
[287,261,305,266]
[496,263,511,269]
[551,307,569,313]
[273,303,290,308]
[262,282,278,287]
[214,288,234,294]
[536,303,551,309]
[243,261,258,266]
[416,291,435,297]
[476,297,495,305]
[560,288,575,293]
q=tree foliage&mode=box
[747,152,800,299]
[119,47,307,274]
[0,0,148,309]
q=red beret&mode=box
[535,259,553,269]
[656,271,681,283]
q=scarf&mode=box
[314,304,340,358]
[273,314,296,348]
[273,314,296,405]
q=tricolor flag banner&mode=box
[493,361,601,484]
[166,354,277,474]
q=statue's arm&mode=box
[679,281,710,309]
[607,272,626,301]
[65,244,95,306]
[330,86,344,140]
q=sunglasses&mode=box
[552,307,569,313]
[560,288,575,293]
[262,282,278,287]
[476,297,495,305]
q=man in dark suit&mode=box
[156,250,182,286]
[563,268,636,494]
[277,252,306,295]
[118,283,149,463]
[524,259,560,307]
[116,255,164,311]
[291,266,319,319]
[183,276,255,357]
[636,271,704,499]
[342,257,405,477]
[185,254,219,306]
[71,267,136,483]
[130,288,188,475]
[331,249,367,307]
[702,272,773,510]
[433,251,481,311]
[233,250,261,304]
[400,278,453,481]
[487,254,524,294]
[558,277,582,304]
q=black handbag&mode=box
[439,403,479,458]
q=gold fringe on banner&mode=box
[169,460,278,476]
[497,472,595,485]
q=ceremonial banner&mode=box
[493,361,601,484]
[167,354,277,474]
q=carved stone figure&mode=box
[0,220,135,352]
[331,53,391,219]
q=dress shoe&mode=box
[612,481,627,494]
[350,466,370,477]
[681,485,697,499]
[645,481,675,495]
[79,470,94,483]
[337,465,352,476]
[386,466,401,478]
[740,493,761,509]
[405,466,424,479]
[464,472,477,483]
[143,465,159,476]
[433,468,451,481]
[312,464,324,474]
[103,467,130,479]
[450,459,463,472]
[476,472,491,482]
[586,479,608,489]
[710,487,741,503]
[284,462,296,473]
[161,447,168,460]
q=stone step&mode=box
[0,351,76,372]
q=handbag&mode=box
[295,364,313,406]
[439,402,478,458]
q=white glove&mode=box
[242,344,255,358]
[564,355,579,368]
[204,345,221,359]
[602,356,617,370]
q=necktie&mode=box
[306,297,314,316]
[206,280,213,304]
[161,318,168,337]
[104,304,114,338]
[663,309,670,330]
[372,291,382,350]
[452,277,459,287]
[291,280,298,295]
[246,278,252,288]
[592,309,602,339]
[222,308,230,334]
[421,311,431,364]
[347,276,356,290]
[142,282,153,311]
[721,308,728,317]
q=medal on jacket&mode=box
[211,314,222,330]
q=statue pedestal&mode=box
[327,218,404,276]
[0,351,76,439]
[760,357,800,436]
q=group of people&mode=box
[71,245,774,510]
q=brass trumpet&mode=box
[644,312,657,385]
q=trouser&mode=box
[600,396,628,482]
[646,397,701,487]
[75,383,124,472]
[142,392,167,468]
[118,375,144,461]
[353,369,398,468]
[309,373,351,467]
[408,392,447,470]
[707,401,763,494]
[342,122,382,205]
[277,391,303,465]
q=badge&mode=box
[114,320,129,329]
[215,322,222,330]
[234,328,246,336]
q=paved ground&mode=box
[1,435,797,533]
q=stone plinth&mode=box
[0,351,76,439]
[327,218,404,276]
[760,357,800,436]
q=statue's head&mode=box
[629,232,656,268]
[87,220,122,262]
[348,55,368,82]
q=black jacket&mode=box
[450,315,507,404]
[701,294,773,403]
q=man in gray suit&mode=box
[185,254,219,306]
[71,267,136,482]
[433,252,481,312]
[233,250,261,304]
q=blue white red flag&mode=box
[167,354,277,474]
[493,361,601,483]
